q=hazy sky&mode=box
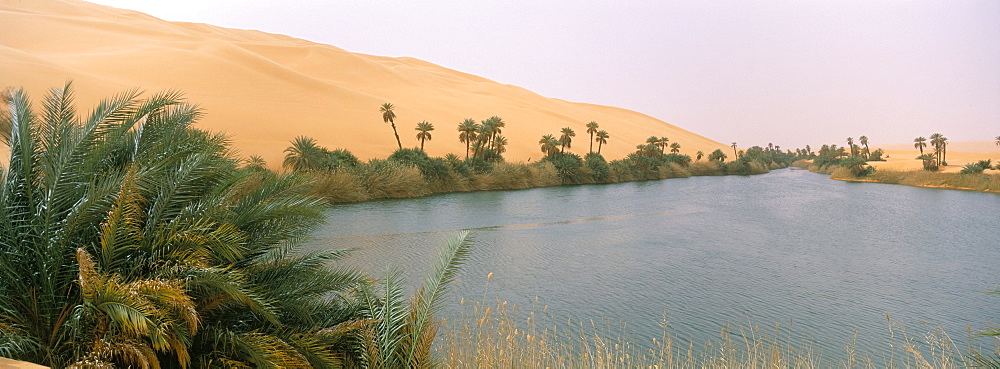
[88,0,999,149]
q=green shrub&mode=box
[328,148,361,168]
[465,157,493,174]
[545,153,584,184]
[960,160,992,175]
[584,152,610,183]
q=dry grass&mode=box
[308,157,781,204]
[432,274,989,369]
[436,295,977,369]
[865,169,1000,193]
[688,161,725,176]
[310,169,370,203]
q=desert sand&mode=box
[0,0,731,168]
[869,140,1000,173]
[0,357,47,369]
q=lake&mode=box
[307,168,1000,360]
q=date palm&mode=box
[939,135,948,164]
[659,137,669,154]
[859,135,870,159]
[473,122,492,158]
[357,232,472,369]
[380,102,402,150]
[670,142,681,154]
[539,134,559,158]
[731,142,738,158]
[0,84,362,368]
[930,133,944,165]
[284,135,325,171]
[492,135,508,156]
[586,121,599,153]
[457,118,479,159]
[646,136,659,153]
[415,121,434,151]
[559,127,575,154]
[696,151,704,161]
[489,116,505,146]
[914,136,927,155]
[595,130,609,154]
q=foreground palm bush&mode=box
[0,84,363,368]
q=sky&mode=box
[87,0,999,150]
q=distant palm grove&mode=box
[278,102,810,203]
[2,86,996,368]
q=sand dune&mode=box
[868,140,1000,173]
[1,0,730,167]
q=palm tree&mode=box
[670,142,681,154]
[284,135,325,171]
[846,137,855,157]
[995,135,1000,148]
[356,232,472,368]
[415,121,434,151]
[696,150,704,161]
[492,135,508,156]
[914,136,927,155]
[859,135,870,159]
[491,116,505,144]
[458,118,479,159]
[473,122,492,158]
[586,121,599,153]
[480,116,504,148]
[0,84,362,368]
[559,127,575,154]
[930,133,944,165]
[539,134,559,158]
[595,130,609,154]
[380,102,402,150]
[731,142,738,158]
[708,149,728,162]
[645,136,659,154]
[659,137,670,154]
[940,135,948,164]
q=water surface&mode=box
[308,168,1000,360]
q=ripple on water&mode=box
[307,169,1000,360]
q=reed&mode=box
[436,294,981,368]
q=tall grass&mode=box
[300,154,780,204]
[435,293,985,368]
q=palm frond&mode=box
[405,231,472,365]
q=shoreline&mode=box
[308,160,789,204]
[798,161,1000,194]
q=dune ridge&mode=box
[1,0,731,166]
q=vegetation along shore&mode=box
[1,85,997,368]
[797,136,1000,193]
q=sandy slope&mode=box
[0,0,730,167]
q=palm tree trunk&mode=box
[598,141,603,154]
[465,141,470,159]
[420,139,425,151]
[391,123,402,150]
[589,133,594,153]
